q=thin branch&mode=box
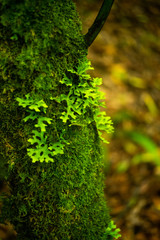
[84,0,114,48]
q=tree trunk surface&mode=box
[0,1,111,239]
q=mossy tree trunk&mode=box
[0,0,113,239]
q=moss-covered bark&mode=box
[0,0,113,239]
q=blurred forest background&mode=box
[75,0,160,240]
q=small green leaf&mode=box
[49,142,64,155]
[27,146,54,163]
[60,76,73,86]
[77,60,94,75]
[35,116,52,132]
[28,130,46,145]
[60,112,69,123]
[10,34,18,41]
[28,100,48,112]
[16,94,48,112]
[23,111,38,122]
[103,221,121,240]
[91,77,102,87]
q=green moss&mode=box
[0,0,119,239]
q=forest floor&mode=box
[76,0,160,240]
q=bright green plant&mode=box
[54,60,113,143]
[103,221,121,240]
[16,60,113,164]
[16,94,66,163]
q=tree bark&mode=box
[0,1,112,239]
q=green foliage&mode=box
[94,110,113,143]
[16,94,48,113]
[16,94,65,163]
[102,221,121,240]
[16,60,113,163]
[53,60,113,143]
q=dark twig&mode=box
[84,0,114,48]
